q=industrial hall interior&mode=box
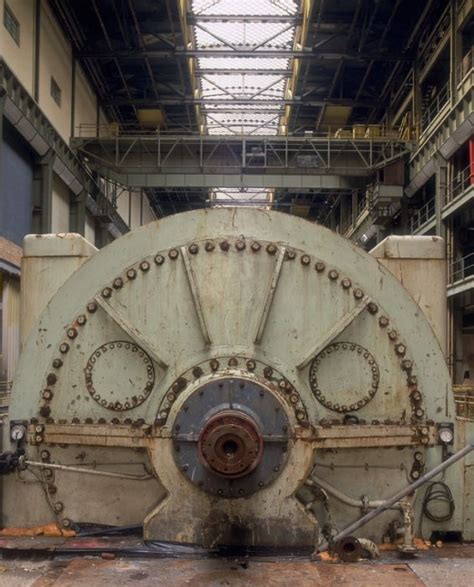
[0,0,473,584]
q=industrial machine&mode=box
[2,208,473,552]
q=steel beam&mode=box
[186,14,303,24]
[102,97,380,108]
[195,69,292,76]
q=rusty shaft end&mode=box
[198,410,263,478]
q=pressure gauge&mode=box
[438,423,454,445]
[10,424,26,442]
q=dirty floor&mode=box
[0,543,473,586]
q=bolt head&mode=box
[251,241,261,252]
[140,261,150,272]
[77,314,87,326]
[328,269,339,280]
[52,358,63,369]
[188,244,199,255]
[86,302,97,313]
[315,261,325,272]
[127,268,137,279]
[113,278,123,289]
[204,241,215,252]
[235,240,246,251]
[67,328,77,340]
[341,278,351,289]
[169,249,179,260]
[266,243,277,255]
[154,254,165,265]
[219,240,230,252]
[301,254,311,266]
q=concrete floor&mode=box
[0,544,473,586]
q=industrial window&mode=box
[50,77,62,107]
[3,3,20,46]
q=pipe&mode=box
[21,458,153,481]
[306,476,402,511]
[317,443,474,553]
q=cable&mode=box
[421,481,455,523]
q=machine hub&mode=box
[172,375,291,498]
[198,410,263,478]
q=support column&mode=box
[470,137,474,185]
[434,154,447,239]
[450,0,461,104]
[412,66,422,137]
[69,189,86,235]
[32,151,54,234]
[351,190,357,228]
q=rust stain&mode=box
[0,524,75,538]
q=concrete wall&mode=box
[85,212,95,245]
[0,0,35,93]
[117,189,157,230]
[38,1,72,142]
[74,64,97,135]
[51,175,70,233]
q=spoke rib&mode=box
[95,295,168,369]
[296,295,371,370]
[181,247,212,345]
[254,246,286,344]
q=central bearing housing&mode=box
[172,376,290,498]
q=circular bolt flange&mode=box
[198,411,263,478]
[189,244,199,254]
[169,249,179,260]
[154,254,165,265]
[335,536,362,562]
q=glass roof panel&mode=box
[190,0,298,202]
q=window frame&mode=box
[50,76,62,107]
[3,2,20,46]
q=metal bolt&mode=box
[188,244,199,255]
[273,465,280,472]
[86,302,97,313]
[127,268,137,279]
[40,450,50,460]
[328,269,339,280]
[235,240,246,251]
[263,366,273,379]
[412,470,420,479]
[62,519,72,529]
[341,277,351,289]
[395,343,406,356]
[40,406,51,417]
[220,240,230,252]
[353,288,364,299]
[228,357,238,367]
[315,261,325,272]
[52,358,63,369]
[113,278,123,289]
[77,315,87,326]
[140,261,150,272]
[389,330,398,341]
[210,359,219,371]
[279,379,287,389]
[67,328,77,340]
[379,316,389,327]
[286,250,296,260]
[204,241,215,252]
[367,303,378,314]
[154,254,165,265]
[301,254,311,266]
[102,287,112,298]
[258,482,264,488]
[402,360,413,371]
[408,376,418,386]
[192,366,203,378]
[53,502,64,513]
[35,435,43,443]
[251,241,261,252]
[246,359,256,371]
[42,389,53,401]
[266,243,277,255]
[42,468,53,479]
[169,249,179,260]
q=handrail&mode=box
[410,198,435,232]
[445,164,473,204]
[421,81,450,131]
[449,252,474,284]
[457,46,473,85]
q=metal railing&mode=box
[445,165,473,205]
[421,82,450,132]
[409,198,435,233]
[457,47,473,85]
[450,252,474,284]
[453,385,474,421]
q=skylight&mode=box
[190,0,299,136]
